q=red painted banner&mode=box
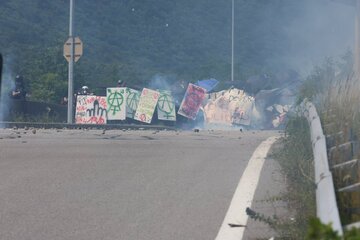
[75,95,108,124]
[178,83,206,120]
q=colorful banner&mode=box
[203,89,254,126]
[157,90,176,121]
[178,83,206,120]
[106,87,127,120]
[126,88,141,119]
[75,95,108,124]
[134,88,160,123]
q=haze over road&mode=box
[0,128,277,240]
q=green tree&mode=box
[0,0,309,102]
[30,73,67,103]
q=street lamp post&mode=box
[355,0,360,76]
[231,0,234,82]
[67,0,75,123]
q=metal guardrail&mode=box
[303,100,343,235]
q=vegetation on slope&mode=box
[0,0,303,103]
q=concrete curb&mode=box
[0,121,177,131]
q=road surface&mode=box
[0,128,279,240]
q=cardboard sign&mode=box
[157,90,176,121]
[75,95,108,124]
[106,87,127,120]
[126,88,141,119]
[178,83,206,120]
[134,88,160,123]
[204,89,254,126]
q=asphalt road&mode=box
[0,128,277,240]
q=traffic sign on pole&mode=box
[67,0,75,124]
[63,37,83,62]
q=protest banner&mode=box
[106,88,127,120]
[75,95,108,124]
[126,88,141,119]
[157,90,176,121]
[134,88,160,123]
[204,88,254,126]
[178,83,206,120]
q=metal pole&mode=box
[355,0,360,77]
[67,0,74,123]
[231,0,234,82]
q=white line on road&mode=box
[215,136,279,240]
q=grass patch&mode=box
[319,74,360,225]
[271,116,316,238]
[247,53,360,237]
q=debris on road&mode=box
[228,223,247,228]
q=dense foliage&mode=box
[0,0,310,103]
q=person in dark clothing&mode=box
[77,86,93,95]
[10,75,26,100]
[117,80,126,87]
[60,96,68,105]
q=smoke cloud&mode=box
[0,55,15,124]
[147,73,175,91]
[280,0,355,75]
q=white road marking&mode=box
[215,136,279,240]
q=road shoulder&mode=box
[242,140,291,239]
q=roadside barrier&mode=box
[302,100,343,235]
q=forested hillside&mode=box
[0,0,354,103]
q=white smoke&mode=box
[147,73,174,91]
[280,0,355,75]
[147,73,186,104]
[0,55,15,124]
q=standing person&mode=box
[10,75,26,100]
[60,96,68,105]
[77,85,94,96]
[117,80,126,88]
[9,75,27,119]
[78,86,89,95]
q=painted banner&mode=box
[126,88,141,119]
[157,90,176,121]
[75,95,108,124]
[106,88,127,120]
[178,83,206,120]
[203,88,254,126]
[134,88,160,123]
